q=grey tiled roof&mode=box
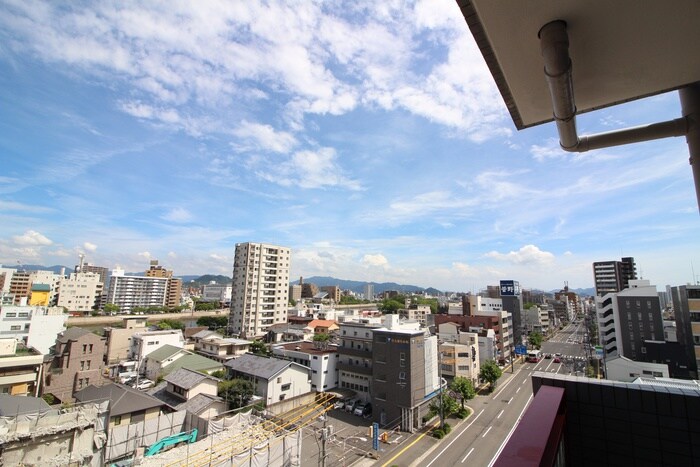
[56,327,93,343]
[74,383,167,417]
[177,393,223,414]
[0,394,51,416]
[224,353,306,380]
[164,368,216,390]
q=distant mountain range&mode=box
[8,265,594,296]
[292,276,442,295]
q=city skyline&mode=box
[1,1,698,292]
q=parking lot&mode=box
[299,402,402,466]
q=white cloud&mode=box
[0,200,52,212]
[167,251,177,258]
[530,138,566,162]
[361,254,388,267]
[83,242,97,252]
[138,251,151,259]
[484,244,555,266]
[13,230,52,246]
[161,208,193,223]
[256,147,362,190]
[232,121,297,154]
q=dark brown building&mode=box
[43,327,107,403]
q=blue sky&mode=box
[0,1,698,292]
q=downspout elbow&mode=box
[539,21,579,151]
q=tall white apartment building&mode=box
[57,272,103,312]
[103,269,167,314]
[228,242,290,339]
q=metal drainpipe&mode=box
[538,20,690,153]
[539,20,698,211]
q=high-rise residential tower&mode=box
[228,243,290,339]
[593,256,637,296]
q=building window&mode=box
[281,383,291,391]
[641,347,647,354]
[80,361,85,371]
[83,344,88,354]
[5,313,16,318]
[18,312,28,318]
[89,344,93,353]
[10,325,21,331]
[113,416,122,425]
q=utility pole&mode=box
[319,416,328,467]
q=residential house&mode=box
[74,382,170,429]
[306,319,339,335]
[148,368,226,419]
[272,341,339,392]
[142,344,223,381]
[193,332,252,363]
[129,329,185,362]
[0,338,43,396]
[43,327,107,403]
[103,316,149,364]
[225,353,310,405]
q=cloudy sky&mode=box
[0,1,698,292]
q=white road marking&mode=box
[482,426,492,438]
[461,447,475,463]
[516,387,521,394]
[497,409,504,419]
[507,397,513,404]
[487,394,534,467]
[424,409,484,467]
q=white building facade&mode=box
[228,242,290,339]
[0,305,67,354]
[103,269,167,313]
[272,341,340,392]
[129,330,185,362]
[57,272,103,312]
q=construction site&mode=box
[139,392,335,467]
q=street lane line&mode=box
[424,409,484,467]
[491,374,517,400]
[482,426,492,438]
[516,387,521,394]
[487,394,534,467]
[461,447,475,463]
[507,397,513,404]
[382,419,439,467]
[497,409,504,419]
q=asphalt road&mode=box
[378,324,593,467]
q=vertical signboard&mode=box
[373,422,379,450]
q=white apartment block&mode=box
[57,272,103,312]
[228,242,291,339]
[0,305,67,354]
[201,284,232,303]
[103,269,167,313]
[272,341,340,392]
[129,329,185,362]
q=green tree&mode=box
[249,340,271,356]
[379,298,404,314]
[194,301,218,311]
[197,316,228,329]
[312,332,330,350]
[450,377,476,409]
[479,360,503,392]
[157,319,184,330]
[103,303,120,314]
[528,331,543,349]
[428,393,460,420]
[339,295,366,305]
[218,378,254,409]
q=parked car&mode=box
[353,403,366,416]
[355,402,372,417]
[553,356,562,363]
[345,399,359,413]
[136,379,154,390]
[334,398,350,410]
[544,353,552,359]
